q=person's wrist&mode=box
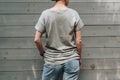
[40,51,45,57]
[40,53,44,57]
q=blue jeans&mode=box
[42,59,80,80]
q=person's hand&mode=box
[40,51,45,58]
[40,53,44,57]
[79,59,82,69]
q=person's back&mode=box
[34,0,84,80]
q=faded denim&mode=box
[42,59,80,80]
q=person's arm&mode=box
[75,30,82,68]
[34,31,44,57]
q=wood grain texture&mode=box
[0,48,120,60]
[0,60,44,71]
[0,37,120,48]
[0,48,119,59]
[0,38,37,48]
[0,59,120,71]
[82,26,120,37]
[82,36,120,47]
[0,26,120,37]
[0,49,41,60]
[1,15,120,26]
[0,2,120,14]
[0,26,35,37]
[82,48,120,59]
[80,70,120,80]
[0,72,24,80]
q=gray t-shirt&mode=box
[35,8,84,65]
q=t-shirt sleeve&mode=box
[34,11,45,33]
[74,11,84,31]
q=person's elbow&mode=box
[76,39,82,45]
[34,31,42,43]
[34,37,40,44]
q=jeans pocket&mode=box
[44,63,53,68]
[65,59,80,73]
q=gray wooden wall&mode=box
[0,0,120,80]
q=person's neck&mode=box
[53,1,67,10]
